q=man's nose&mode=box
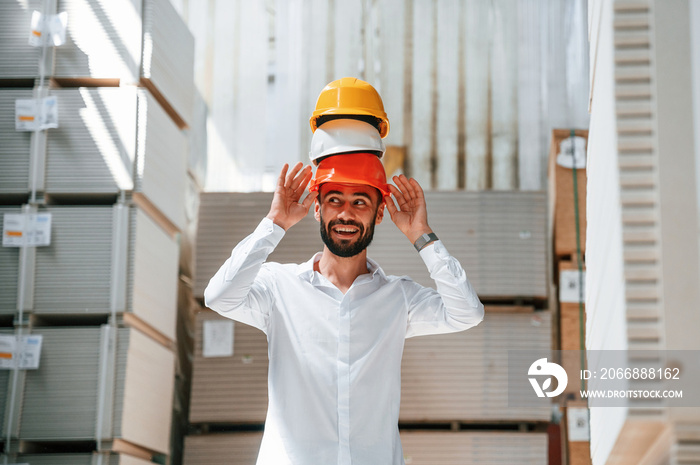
[336,203,355,220]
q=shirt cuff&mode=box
[255,217,286,247]
[418,240,446,272]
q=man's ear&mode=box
[375,199,385,225]
[314,198,321,222]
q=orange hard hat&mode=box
[309,77,390,138]
[310,152,390,196]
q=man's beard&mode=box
[319,211,377,258]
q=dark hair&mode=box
[316,114,382,132]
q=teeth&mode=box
[335,227,358,233]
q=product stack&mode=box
[0,0,197,463]
[184,190,551,464]
[548,128,591,465]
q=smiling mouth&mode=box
[331,225,360,237]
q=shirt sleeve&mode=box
[203,217,285,334]
[404,240,485,338]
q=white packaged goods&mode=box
[400,312,551,422]
[54,0,142,82]
[3,454,153,465]
[43,88,137,193]
[0,88,188,232]
[17,327,174,454]
[190,311,268,423]
[184,433,263,465]
[194,192,548,299]
[135,89,188,231]
[0,91,33,194]
[141,0,195,127]
[0,1,48,78]
[400,431,548,464]
[0,208,22,315]
[189,311,551,424]
[182,431,548,465]
[26,205,178,341]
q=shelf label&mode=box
[557,136,587,169]
[3,212,52,247]
[15,97,58,131]
[0,335,43,370]
[29,10,67,47]
[203,320,234,358]
[567,407,590,441]
[560,269,586,303]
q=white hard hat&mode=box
[309,119,385,165]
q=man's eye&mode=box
[354,200,366,205]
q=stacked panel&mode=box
[182,431,548,465]
[17,326,175,454]
[54,0,143,82]
[399,431,548,464]
[135,88,188,231]
[183,432,263,465]
[0,208,21,315]
[141,0,195,127]
[0,0,197,463]
[43,87,137,194]
[28,205,178,339]
[370,191,548,299]
[3,454,150,465]
[193,192,322,297]
[188,310,551,425]
[0,329,12,438]
[194,191,547,300]
[1,0,193,96]
[189,310,269,424]
[400,312,552,422]
[126,206,180,341]
[0,1,46,79]
[190,191,551,461]
[0,90,33,194]
[0,87,187,231]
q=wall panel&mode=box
[182,0,589,192]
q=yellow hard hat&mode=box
[309,77,390,138]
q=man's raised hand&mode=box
[266,162,317,231]
[384,174,433,244]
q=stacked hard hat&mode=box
[308,77,390,195]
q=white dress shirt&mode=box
[205,217,484,465]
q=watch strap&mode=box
[413,232,438,252]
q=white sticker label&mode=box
[0,336,16,368]
[557,136,587,169]
[203,320,234,358]
[15,97,59,131]
[0,335,43,370]
[18,335,43,369]
[3,213,52,247]
[29,10,68,47]
[560,269,586,303]
[567,407,590,441]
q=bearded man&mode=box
[204,79,484,465]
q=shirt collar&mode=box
[296,252,387,285]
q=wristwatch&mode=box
[413,232,438,252]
